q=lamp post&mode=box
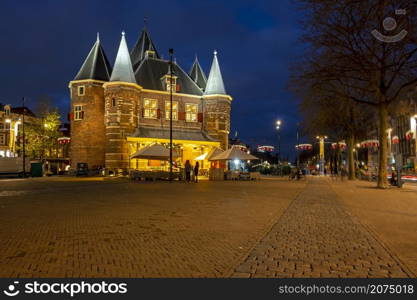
[296,123,300,169]
[276,120,282,176]
[22,97,26,177]
[276,120,282,162]
[316,135,328,175]
[169,48,174,182]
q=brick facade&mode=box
[70,82,231,172]
[69,80,106,169]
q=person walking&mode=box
[194,162,199,183]
[185,160,192,183]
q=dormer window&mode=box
[145,50,156,59]
[166,77,177,92]
[4,105,10,116]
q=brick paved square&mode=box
[0,177,303,278]
[1,176,416,278]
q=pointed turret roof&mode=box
[130,27,160,69]
[189,56,207,90]
[204,50,226,95]
[74,33,112,81]
[110,32,137,84]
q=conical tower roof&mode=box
[204,50,226,95]
[189,56,207,90]
[74,33,112,81]
[110,32,137,83]
[130,27,160,69]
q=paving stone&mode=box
[234,178,410,278]
[0,177,305,278]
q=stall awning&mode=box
[130,144,179,160]
[209,146,259,161]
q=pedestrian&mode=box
[194,161,199,183]
[185,160,192,183]
[390,169,397,186]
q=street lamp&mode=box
[316,135,328,175]
[276,120,282,162]
[168,48,174,182]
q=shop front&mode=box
[127,127,221,178]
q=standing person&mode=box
[185,160,192,183]
[194,162,200,183]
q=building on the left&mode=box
[0,104,36,157]
[0,103,71,174]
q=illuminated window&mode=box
[0,134,5,145]
[111,98,117,107]
[166,77,177,92]
[185,103,198,122]
[144,99,158,119]
[165,101,178,120]
[78,86,85,96]
[145,50,156,59]
[74,105,84,120]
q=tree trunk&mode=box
[377,101,388,188]
[347,134,356,180]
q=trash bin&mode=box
[31,162,43,177]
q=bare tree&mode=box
[292,0,417,188]
[294,80,372,179]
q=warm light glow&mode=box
[5,119,11,123]
[276,120,282,126]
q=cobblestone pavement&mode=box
[0,177,305,278]
[233,177,412,278]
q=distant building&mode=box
[389,97,417,173]
[69,28,232,174]
[360,96,417,174]
[0,104,36,158]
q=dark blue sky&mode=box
[0,0,304,158]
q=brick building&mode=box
[0,104,36,158]
[69,28,232,174]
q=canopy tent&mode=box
[209,146,259,161]
[130,144,179,160]
[196,147,225,161]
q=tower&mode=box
[69,34,112,169]
[203,50,232,149]
[103,32,142,174]
[130,27,160,70]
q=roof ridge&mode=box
[174,60,205,93]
